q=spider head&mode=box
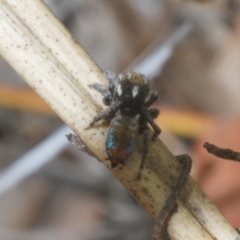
[116,72,150,102]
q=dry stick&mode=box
[0,1,238,239]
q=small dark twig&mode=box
[204,142,240,162]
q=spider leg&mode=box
[92,70,117,105]
[93,83,113,106]
[146,111,161,140]
[104,70,117,96]
[148,108,159,119]
[145,91,158,108]
[152,154,192,240]
[93,83,109,96]
[137,126,149,180]
[137,108,160,179]
[144,91,161,140]
[86,101,121,128]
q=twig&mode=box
[204,142,240,161]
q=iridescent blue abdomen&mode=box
[106,113,139,168]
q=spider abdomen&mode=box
[106,112,139,168]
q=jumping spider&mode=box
[88,71,161,177]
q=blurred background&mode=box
[1,0,240,239]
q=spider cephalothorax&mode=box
[88,71,161,176]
